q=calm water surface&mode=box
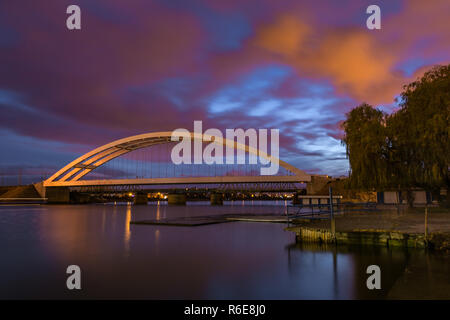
[0,201,447,299]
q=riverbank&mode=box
[286,208,450,252]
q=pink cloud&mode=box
[0,0,448,176]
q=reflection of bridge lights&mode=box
[124,204,131,253]
[156,203,160,220]
[155,230,160,244]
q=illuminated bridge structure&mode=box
[38,131,317,203]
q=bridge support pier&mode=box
[210,193,223,205]
[46,187,70,204]
[168,193,186,205]
[71,192,93,204]
[134,192,148,205]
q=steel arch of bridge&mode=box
[43,131,311,187]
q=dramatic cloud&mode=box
[0,0,448,181]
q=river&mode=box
[0,201,448,299]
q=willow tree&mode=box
[389,65,450,194]
[341,103,389,189]
[342,64,449,204]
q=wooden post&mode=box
[329,187,335,239]
[424,206,428,243]
[329,186,334,218]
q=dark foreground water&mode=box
[0,201,448,299]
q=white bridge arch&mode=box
[44,131,311,187]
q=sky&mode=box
[0,0,449,184]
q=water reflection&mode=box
[286,242,412,299]
[156,201,161,220]
[0,202,448,299]
[154,229,160,256]
[124,204,131,256]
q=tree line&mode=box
[342,64,449,203]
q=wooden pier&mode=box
[131,213,289,226]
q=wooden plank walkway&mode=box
[131,213,289,226]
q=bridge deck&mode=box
[44,175,309,187]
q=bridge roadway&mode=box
[39,175,311,203]
[44,175,305,187]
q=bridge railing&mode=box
[286,196,380,225]
[286,195,343,222]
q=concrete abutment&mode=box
[45,187,70,204]
[134,192,148,205]
[168,193,187,205]
[210,193,223,205]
